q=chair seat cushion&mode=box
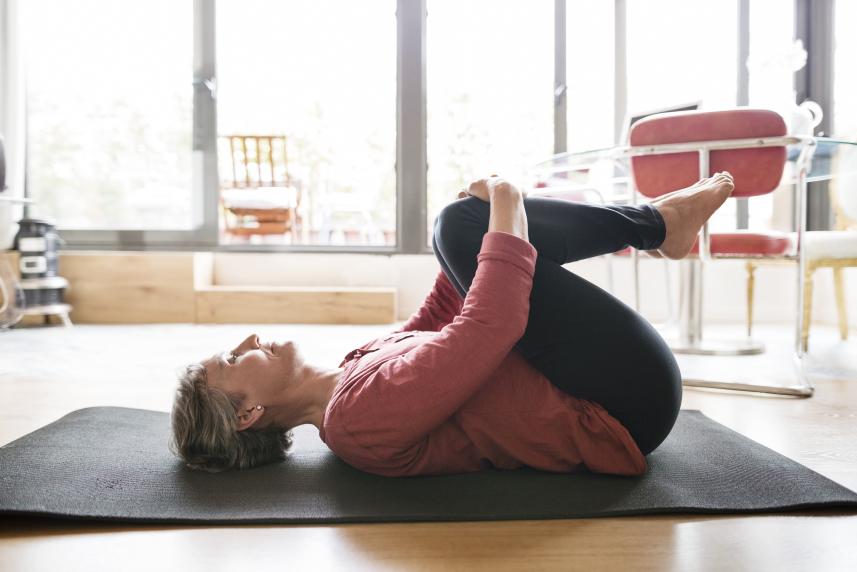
[804,230,857,259]
[611,231,857,259]
[690,232,794,256]
[611,232,794,257]
[222,187,298,210]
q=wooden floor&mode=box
[1,322,856,571]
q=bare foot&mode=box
[644,177,715,257]
[649,176,713,206]
[653,172,735,260]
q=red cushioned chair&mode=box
[628,108,814,397]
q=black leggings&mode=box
[432,196,682,456]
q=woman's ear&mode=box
[236,405,264,432]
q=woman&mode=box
[170,172,735,476]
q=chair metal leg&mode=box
[833,266,849,341]
[668,257,764,355]
[632,249,641,312]
[801,264,815,352]
[682,375,813,397]
[745,261,756,338]
[676,258,811,396]
[663,259,676,326]
[680,143,816,399]
[604,254,615,295]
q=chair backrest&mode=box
[219,135,290,189]
[629,109,788,199]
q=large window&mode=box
[834,0,857,138]
[625,0,739,232]
[23,0,194,230]
[567,0,615,153]
[626,0,738,115]
[425,0,554,242]
[217,0,396,246]
[16,1,847,252]
[747,0,795,232]
[748,0,796,111]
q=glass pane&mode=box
[747,0,795,110]
[626,0,738,114]
[835,0,857,138]
[567,0,615,152]
[626,0,738,232]
[747,0,795,231]
[24,0,194,229]
[216,0,396,246]
[426,0,554,244]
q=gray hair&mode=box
[169,362,293,472]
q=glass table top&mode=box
[526,135,857,198]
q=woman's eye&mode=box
[227,352,239,364]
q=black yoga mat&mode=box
[1,406,856,524]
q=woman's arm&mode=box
[395,177,527,334]
[342,180,536,452]
[393,271,463,333]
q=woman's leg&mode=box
[435,196,666,298]
[432,196,681,456]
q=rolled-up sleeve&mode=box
[344,231,538,452]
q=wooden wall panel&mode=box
[60,253,195,323]
[196,286,396,324]
[2,251,397,325]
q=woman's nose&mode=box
[242,333,259,349]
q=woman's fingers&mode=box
[467,179,492,202]
[460,176,525,203]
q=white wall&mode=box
[212,252,857,330]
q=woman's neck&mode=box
[268,364,344,430]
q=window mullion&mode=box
[554,0,567,155]
[397,0,427,254]
[194,0,219,247]
[736,0,750,229]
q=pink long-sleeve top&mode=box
[318,231,648,477]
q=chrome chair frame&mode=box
[533,134,818,398]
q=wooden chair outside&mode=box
[219,135,303,239]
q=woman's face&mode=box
[201,333,302,411]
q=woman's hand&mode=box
[458,176,527,202]
[454,174,529,242]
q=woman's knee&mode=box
[434,196,488,248]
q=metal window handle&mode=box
[192,77,217,100]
